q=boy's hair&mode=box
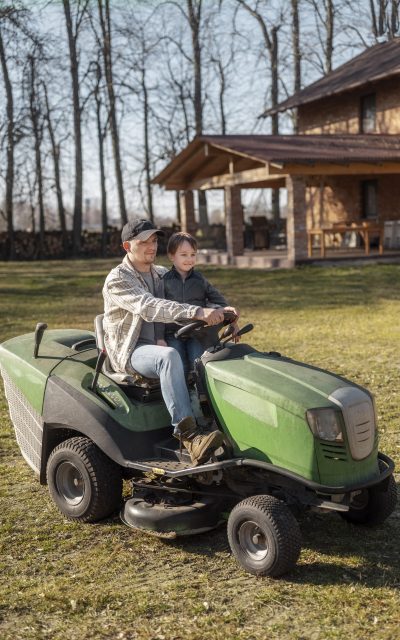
[167,232,197,255]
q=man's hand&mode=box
[156,339,168,347]
[223,305,240,319]
[196,307,225,326]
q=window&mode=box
[360,94,376,133]
[361,180,378,219]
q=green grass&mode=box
[0,259,399,640]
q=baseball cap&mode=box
[121,219,165,243]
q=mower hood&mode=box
[204,352,359,418]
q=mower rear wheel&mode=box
[227,494,302,578]
[340,471,397,526]
[47,436,122,522]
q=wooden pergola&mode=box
[152,134,400,265]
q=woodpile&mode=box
[0,225,231,260]
[0,226,178,260]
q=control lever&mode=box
[221,323,254,346]
[33,323,48,358]
[91,349,107,391]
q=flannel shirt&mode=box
[102,255,201,375]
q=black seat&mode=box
[94,314,161,395]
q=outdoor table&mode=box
[307,221,384,258]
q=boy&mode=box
[159,232,238,373]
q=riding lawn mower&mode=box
[0,314,396,577]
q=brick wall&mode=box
[298,77,400,134]
[305,175,400,228]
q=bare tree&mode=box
[304,0,334,74]
[43,82,68,256]
[27,50,46,257]
[160,0,212,227]
[97,0,127,226]
[0,9,16,259]
[88,58,109,256]
[63,0,89,255]
[236,0,284,226]
[369,0,400,39]
[290,0,301,132]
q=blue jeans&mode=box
[130,344,193,433]
[165,336,204,376]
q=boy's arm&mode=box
[204,277,228,307]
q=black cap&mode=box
[121,218,164,243]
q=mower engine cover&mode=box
[204,350,379,487]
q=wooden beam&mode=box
[269,161,400,176]
[188,166,285,190]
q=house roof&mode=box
[262,37,400,117]
[152,134,400,190]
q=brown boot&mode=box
[175,416,224,466]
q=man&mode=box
[103,218,232,466]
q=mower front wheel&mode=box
[340,472,397,526]
[47,436,122,522]
[227,494,302,578]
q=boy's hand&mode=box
[231,321,241,343]
[156,339,168,347]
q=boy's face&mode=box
[169,240,197,275]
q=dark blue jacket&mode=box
[162,266,227,336]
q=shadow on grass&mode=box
[150,488,400,587]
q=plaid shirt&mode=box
[102,255,200,374]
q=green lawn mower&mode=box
[0,315,396,578]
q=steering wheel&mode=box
[175,310,237,340]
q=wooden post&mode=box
[286,175,308,265]
[224,186,244,259]
[179,190,196,234]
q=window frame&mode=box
[360,93,376,134]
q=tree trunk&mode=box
[43,84,68,256]
[187,0,208,227]
[94,62,108,257]
[63,0,84,256]
[325,0,334,73]
[98,0,127,226]
[28,55,45,258]
[0,28,15,259]
[291,0,301,133]
[176,191,181,225]
[270,27,280,227]
[369,0,379,38]
[389,0,399,38]
[142,66,153,222]
[237,1,282,227]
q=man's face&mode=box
[127,234,158,265]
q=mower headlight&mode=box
[306,408,343,442]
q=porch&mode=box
[195,246,400,269]
[152,134,400,268]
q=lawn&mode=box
[0,259,399,640]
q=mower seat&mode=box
[94,314,161,393]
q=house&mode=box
[153,38,400,266]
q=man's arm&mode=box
[104,270,224,326]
